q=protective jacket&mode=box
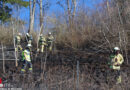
[26,34,33,45]
[15,35,21,44]
[22,49,31,62]
[47,35,54,43]
[39,36,46,45]
[110,54,124,70]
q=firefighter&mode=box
[21,45,32,74]
[38,34,47,53]
[109,47,124,84]
[46,32,54,52]
[15,33,23,51]
[26,33,33,48]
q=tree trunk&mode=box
[115,0,126,24]
[40,0,44,34]
[66,0,77,31]
[72,0,76,26]
[106,0,110,15]
[29,0,36,33]
[67,0,72,31]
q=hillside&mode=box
[0,47,130,90]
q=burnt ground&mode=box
[0,49,130,90]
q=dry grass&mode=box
[0,26,13,45]
[1,55,130,90]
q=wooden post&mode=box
[76,60,80,90]
[43,49,48,75]
[12,23,18,67]
[2,44,5,73]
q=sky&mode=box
[12,0,103,30]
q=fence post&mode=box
[2,44,5,73]
[76,60,80,90]
[12,25,18,67]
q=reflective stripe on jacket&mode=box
[22,50,31,62]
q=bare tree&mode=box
[72,0,77,26]
[28,0,36,33]
[57,0,77,31]
[40,0,44,34]
[67,0,77,31]
[66,0,71,30]
[116,0,126,24]
[36,0,50,34]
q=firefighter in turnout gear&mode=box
[109,47,124,84]
[26,33,33,48]
[46,32,54,52]
[38,34,47,53]
[15,33,23,51]
[21,46,32,74]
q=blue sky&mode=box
[12,0,103,30]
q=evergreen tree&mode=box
[0,0,29,23]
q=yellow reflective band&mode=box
[24,50,31,61]
[117,76,121,84]
[21,69,25,72]
[112,65,120,70]
[29,68,32,70]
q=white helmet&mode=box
[26,33,30,36]
[114,47,120,51]
[48,32,52,35]
[40,34,43,36]
[18,33,22,36]
[27,44,32,47]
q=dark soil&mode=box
[0,49,130,90]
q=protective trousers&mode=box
[15,45,22,51]
[21,60,32,73]
[40,44,45,53]
[47,42,53,51]
[115,70,121,84]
